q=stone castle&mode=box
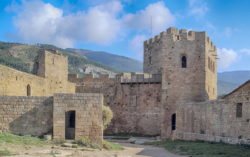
[0,27,249,146]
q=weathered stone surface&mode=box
[70,73,162,136]
[0,49,75,96]
[53,93,103,146]
[0,96,53,136]
[175,81,250,145]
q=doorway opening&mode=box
[171,113,176,131]
[65,111,75,139]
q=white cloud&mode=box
[123,1,175,34]
[217,48,238,70]
[188,0,208,17]
[8,0,123,48]
[7,0,175,48]
[129,35,147,58]
[240,49,250,56]
[12,1,69,47]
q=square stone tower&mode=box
[143,27,217,138]
[35,49,68,82]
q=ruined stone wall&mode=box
[53,93,103,146]
[0,96,53,136]
[71,73,162,136]
[106,82,162,136]
[175,83,250,144]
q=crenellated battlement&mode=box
[144,27,216,49]
[144,27,200,47]
[68,73,115,81]
[117,72,161,84]
[206,36,216,51]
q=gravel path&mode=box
[70,142,184,157]
[5,141,185,157]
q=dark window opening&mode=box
[171,113,176,131]
[27,84,31,96]
[149,56,152,64]
[181,56,187,68]
[236,103,243,118]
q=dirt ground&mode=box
[3,141,184,157]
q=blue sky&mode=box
[0,0,250,72]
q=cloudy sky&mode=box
[0,0,250,72]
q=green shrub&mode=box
[102,105,113,130]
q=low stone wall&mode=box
[0,96,53,136]
[53,93,103,146]
[174,131,250,145]
[175,98,250,145]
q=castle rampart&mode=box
[0,50,75,96]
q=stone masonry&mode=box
[175,81,250,144]
[0,96,52,136]
[0,49,75,96]
[71,73,162,136]
[143,27,217,138]
[70,27,250,145]
[53,93,103,145]
[0,27,249,146]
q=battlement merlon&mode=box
[117,72,162,84]
[68,73,116,81]
[144,27,216,51]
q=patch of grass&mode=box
[102,140,124,151]
[0,149,12,156]
[0,133,48,146]
[147,140,250,157]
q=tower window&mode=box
[236,103,243,118]
[181,55,187,68]
[149,56,152,64]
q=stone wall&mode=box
[53,93,103,146]
[0,96,53,136]
[0,50,75,96]
[0,65,75,96]
[106,82,162,136]
[175,83,250,144]
[70,73,162,136]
